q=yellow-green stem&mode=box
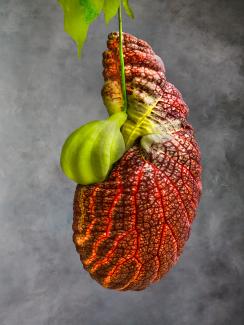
[118,4,127,112]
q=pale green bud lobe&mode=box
[60,112,127,185]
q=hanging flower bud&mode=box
[60,111,127,185]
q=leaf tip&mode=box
[122,0,135,19]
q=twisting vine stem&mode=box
[118,3,127,112]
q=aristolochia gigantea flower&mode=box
[72,33,202,291]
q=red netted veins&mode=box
[73,32,202,291]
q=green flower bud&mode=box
[60,111,127,185]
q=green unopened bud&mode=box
[60,111,127,185]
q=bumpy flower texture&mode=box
[73,32,202,291]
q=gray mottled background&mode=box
[0,0,243,324]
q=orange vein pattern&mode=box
[73,32,202,291]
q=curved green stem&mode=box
[118,4,127,112]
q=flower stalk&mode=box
[118,4,127,112]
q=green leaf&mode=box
[103,0,120,24]
[103,0,135,23]
[58,0,104,56]
[122,0,135,19]
[58,0,135,55]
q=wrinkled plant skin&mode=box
[73,32,202,291]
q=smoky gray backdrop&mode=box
[0,0,243,324]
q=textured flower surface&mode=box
[73,32,202,291]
